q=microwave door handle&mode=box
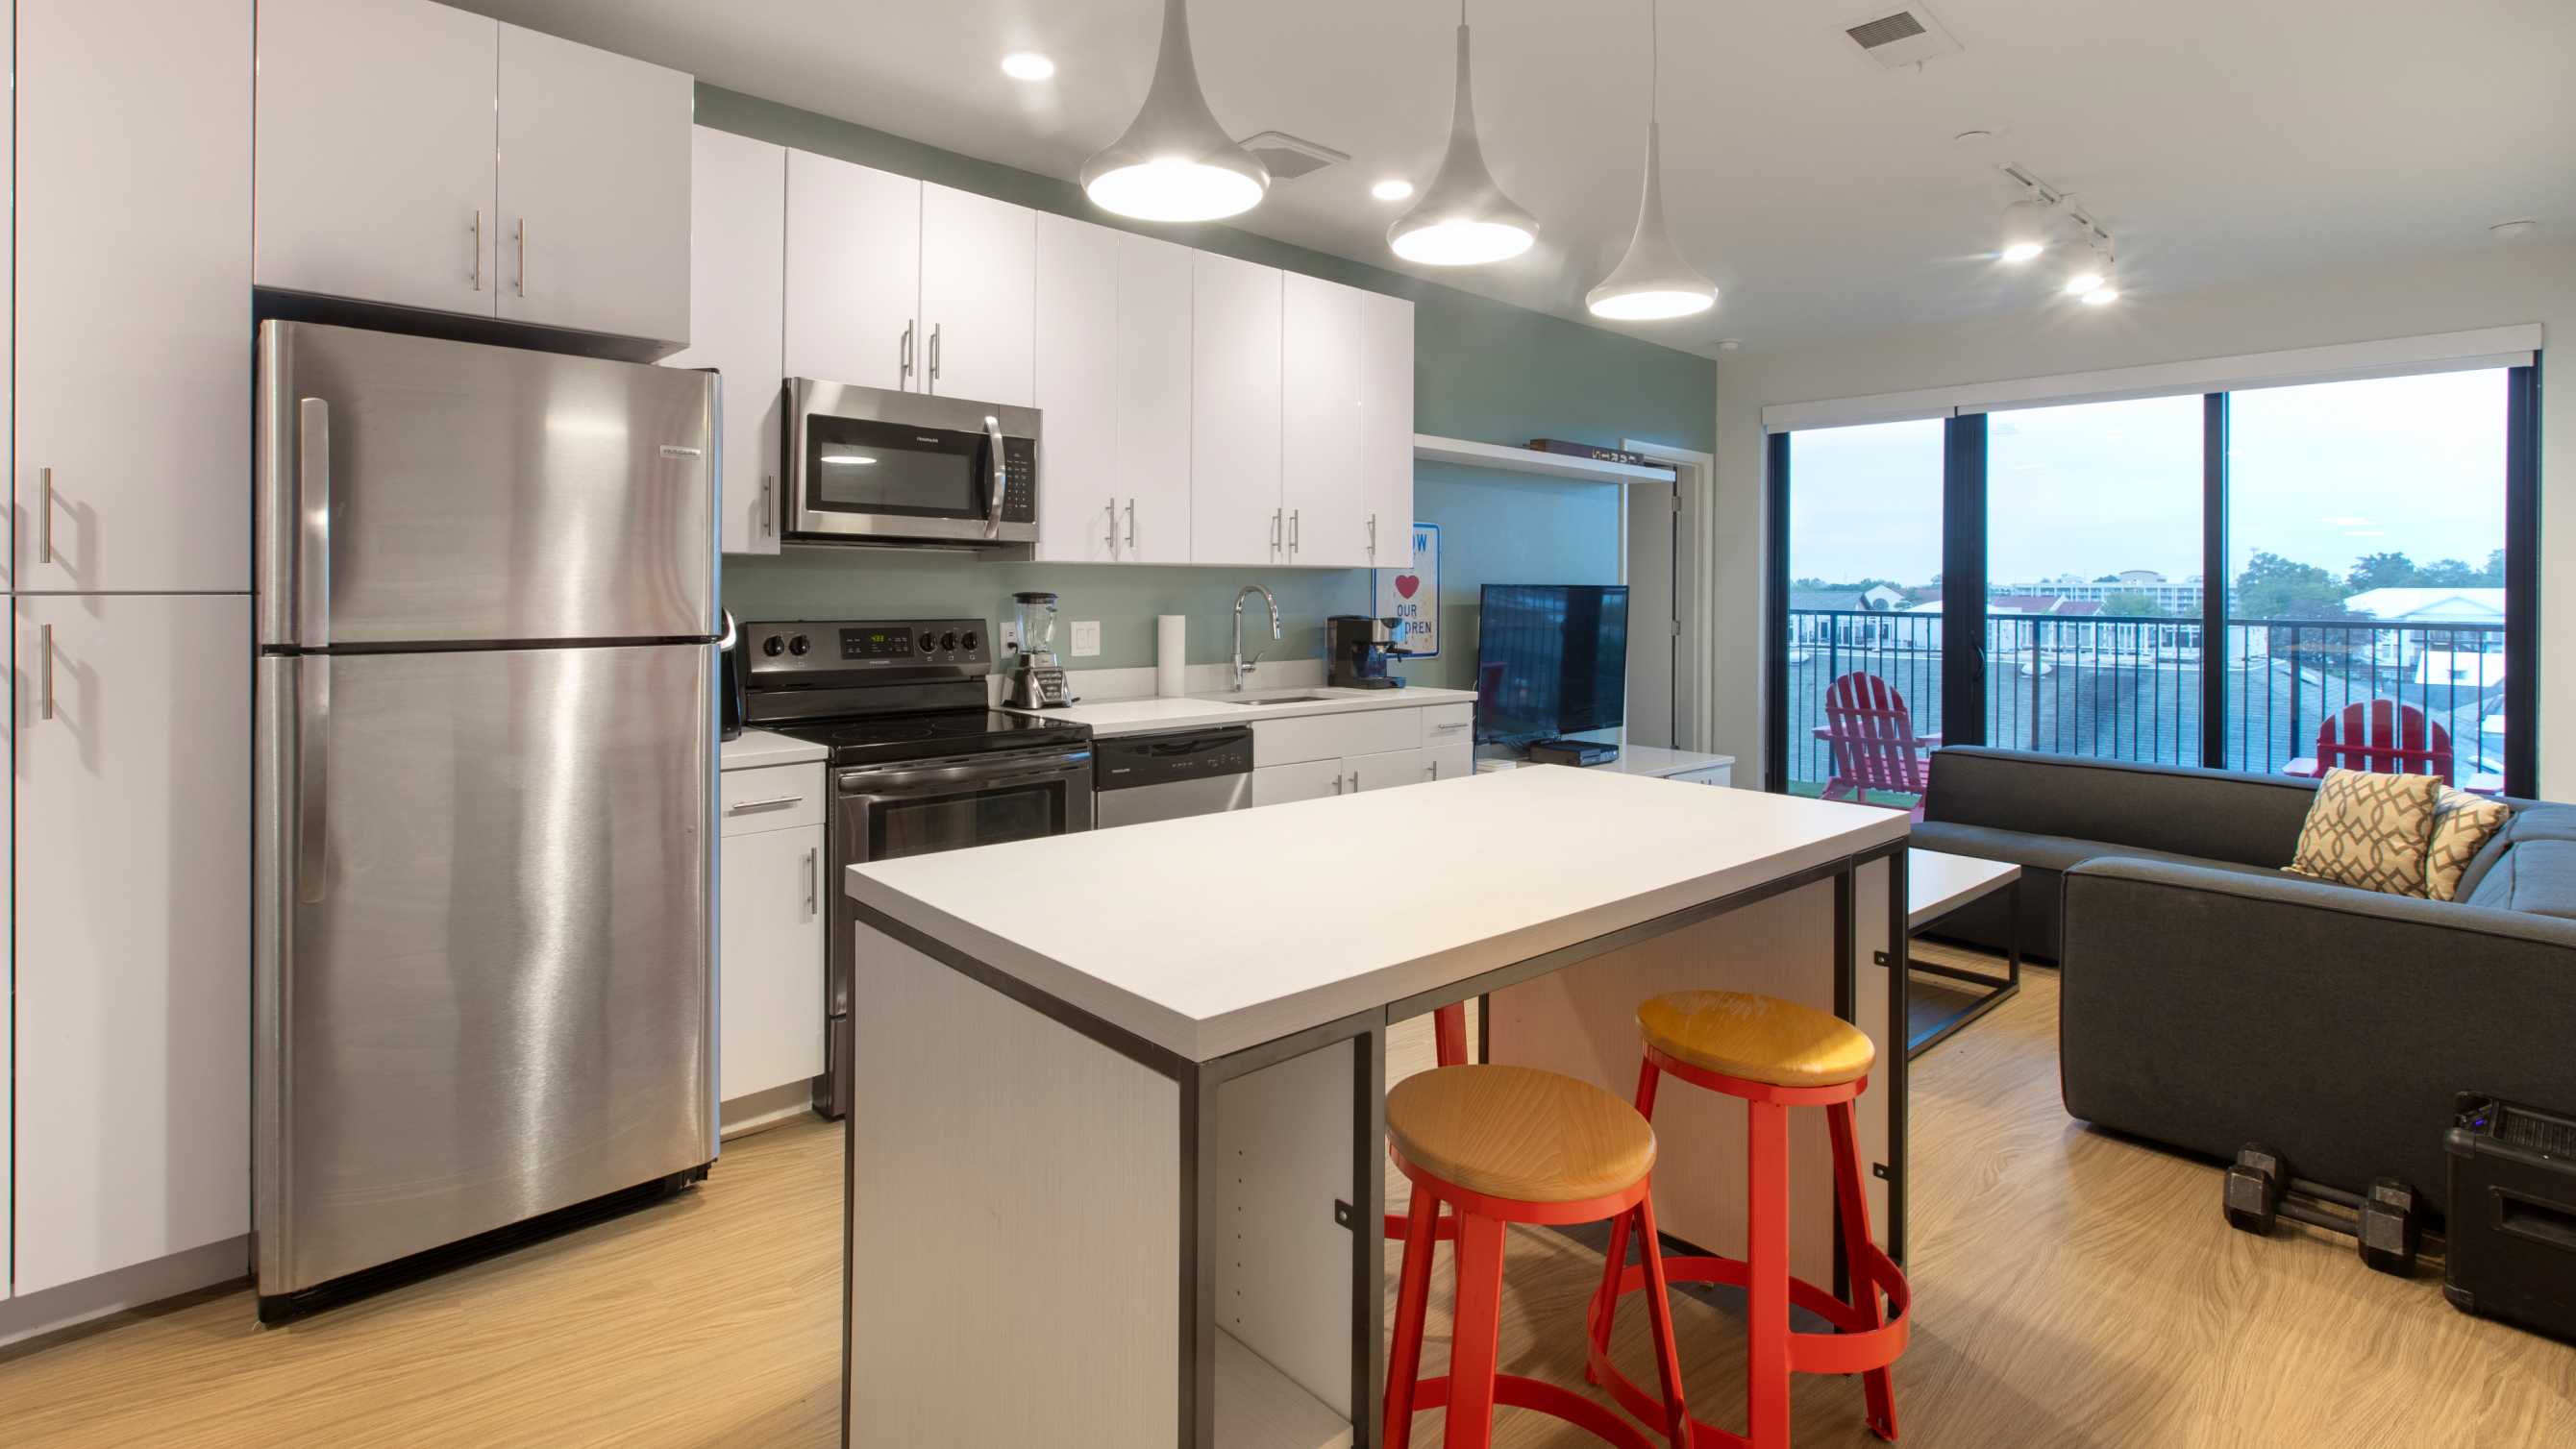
[982,415,1006,539]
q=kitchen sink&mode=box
[1214,693,1338,706]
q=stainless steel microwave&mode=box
[785,378,1039,549]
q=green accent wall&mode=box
[698,84,1712,690]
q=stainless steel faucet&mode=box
[1232,583,1280,692]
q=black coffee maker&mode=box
[1326,615,1414,690]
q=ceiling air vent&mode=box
[1236,131,1350,183]
[1841,5,1962,68]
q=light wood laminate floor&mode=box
[5,952,2571,1446]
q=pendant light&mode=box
[1586,0,1718,321]
[1388,1,1537,266]
[1081,0,1269,223]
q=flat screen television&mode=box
[1474,584,1630,747]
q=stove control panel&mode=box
[741,618,991,681]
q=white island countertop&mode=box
[848,764,1910,1061]
[999,684,1478,739]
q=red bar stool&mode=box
[1384,1064,1692,1449]
[1382,1002,1471,1241]
[1585,991,1910,1448]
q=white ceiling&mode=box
[457,1,2576,357]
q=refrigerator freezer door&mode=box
[255,644,717,1296]
[258,320,717,650]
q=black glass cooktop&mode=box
[765,709,1091,768]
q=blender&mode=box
[1007,591,1074,708]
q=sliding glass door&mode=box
[1765,362,2537,798]
[1775,419,1945,805]
[2223,369,2513,785]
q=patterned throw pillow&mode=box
[2285,769,2444,897]
[2426,787,2513,901]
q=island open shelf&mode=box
[841,767,1912,1447]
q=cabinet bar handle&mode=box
[928,323,942,385]
[1347,770,1358,794]
[805,847,820,914]
[1368,513,1376,560]
[900,321,915,380]
[1330,773,1343,796]
[471,209,483,291]
[727,794,805,815]
[38,624,56,720]
[1270,509,1282,557]
[1126,498,1138,553]
[515,218,528,297]
[1106,495,1121,559]
[39,467,54,565]
[761,475,777,538]
[1289,509,1300,558]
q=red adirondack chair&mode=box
[1816,672,1938,816]
[2290,700,2454,784]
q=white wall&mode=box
[1712,240,2576,794]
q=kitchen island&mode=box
[843,766,1911,1449]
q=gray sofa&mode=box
[1912,747,2576,1217]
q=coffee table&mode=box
[1906,848,2021,1057]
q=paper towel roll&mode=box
[1156,615,1187,697]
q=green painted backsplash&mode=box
[698,84,1711,692]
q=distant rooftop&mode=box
[2341,587,2506,622]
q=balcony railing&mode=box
[1784,609,2507,798]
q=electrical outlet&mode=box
[1070,620,1101,657]
[1000,620,1023,653]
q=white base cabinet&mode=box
[12,596,251,1296]
[1246,703,1471,807]
[718,763,827,1107]
[665,126,788,555]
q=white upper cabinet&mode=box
[1281,274,1370,569]
[1032,215,1124,563]
[1033,219,1196,566]
[17,0,251,594]
[665,127,787,555]
[255,0,497,316]
[1116,233,1197,566]
[1190,252,1285,567]
[495,23,694,346]
[13,595,252,1295]
[1358,289,1417,567]
[919,184,1035,408]
[254,0,692,347]
[784,151,922,392]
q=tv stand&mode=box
[1526,739,1621,767]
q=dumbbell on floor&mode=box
[2222,1143,2421,1277]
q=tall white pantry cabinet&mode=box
[9,0,256,1307]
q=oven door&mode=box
[816,743,1092,1117]
[787,378,1038,547]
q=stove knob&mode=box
[960,630,979,652]
[919,630,938,652]
[761,635,784,657]
[788,634,810,656]
[941,630,960,651]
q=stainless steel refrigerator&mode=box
[253,322,721,1318]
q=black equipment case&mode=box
[2443,1094,2576,1342]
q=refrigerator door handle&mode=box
[298,397,333,648]
[297,658,330,904]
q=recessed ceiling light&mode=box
[1952,129,1994,144]
[2489,219,2536,240]
[1001,52,1055,82]
[1371,179,1415,202]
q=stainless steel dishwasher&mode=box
[1092,726,1255,827]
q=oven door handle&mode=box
[982,414,1007,539]
[838,747,1093,798]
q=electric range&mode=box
[739,618,1094,1118]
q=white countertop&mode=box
[720,727,829,770]
[849,765,1911,1062]
[1000,685,1479,739]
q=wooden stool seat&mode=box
[1637,990,1874,1089]
[1387,1065,1656,1204]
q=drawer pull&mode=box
[727,794,805,815]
